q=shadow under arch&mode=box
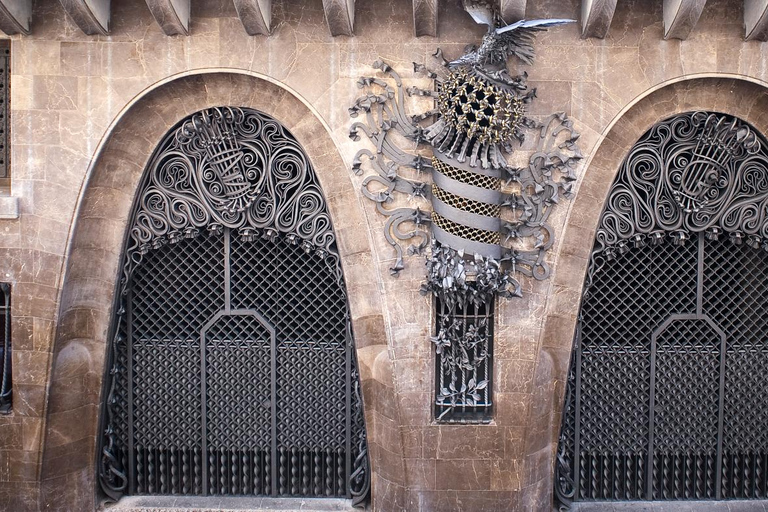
[39,71,405,512]
[526,75,768,509]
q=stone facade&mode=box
[0,1,767,511]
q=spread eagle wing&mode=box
[490,19,575,65]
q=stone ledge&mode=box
[103,496,360,512]
[568,500,768,511]
[0,195,18,219]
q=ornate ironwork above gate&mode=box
[97,107,370,507]
[555,111,768,507]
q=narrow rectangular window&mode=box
[0,40,8,185]
[0,283,10,413]
[434,294,493,423]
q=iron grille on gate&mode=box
[98,107,370,507]
[555,111,768,507]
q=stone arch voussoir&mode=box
[528,74,768,510]
[39,70,404,512]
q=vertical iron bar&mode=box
[715,328,727,499]
[647,329,658,500]
[271,318,278,496]
[200,315,208,495]
[0,284,10,410]
[127,287,135,494]
[345,324,351,497]
[573,321,582,501]
[224,228,231,314]
[697,232,704,316]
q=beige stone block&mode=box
[12,350,50,387]
[596,47,651,108]
[60,42,103,77]
[397,392,431,426]
[18,214,70,256]
[20,418,42,452]
[0,196,18,220]
[30,76,78,111]
[571,81,622,136]
[12,111,61,146]
[437,425,503,460]
[404,458,435,491]
[45,404,98,449]
[541,314,578,351]
[0,417,22,450]
[13,40,61,76]
[392,357,431,395]
[435,459,492,491]
[185,18,223,69]
[496,359,535,394]
[558,224,595,260]
[491,458,522,492]
[390,323,429,360]
[552,252,588,292]
[495,394,531,428]
[13,282,57,320]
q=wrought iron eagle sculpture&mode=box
[350,7,580,414]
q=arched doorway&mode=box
[96,107,370,506]
[555,111,768,505]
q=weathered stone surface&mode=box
[0,1,765,511]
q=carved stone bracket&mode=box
[323,0,354,36]
[145,0,189,36]
[58,0,109,35]
[413,0,437,37]
[745,0,768,41]
[663,0,707,39]
[0,0,31,35]
[581,0,617,38]
[498,0,526,23]
[234,0,271,35]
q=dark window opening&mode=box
[0,39,9,187]
[0,283,11,414]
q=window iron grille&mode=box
[433,293,493,423]
[0,40,8,181]
[0,283,10,413]
[555,111,768,506]
[98,107,370,507]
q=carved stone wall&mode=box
[0,1,768,511]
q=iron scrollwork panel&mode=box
[556,112,768,507]
[98,107,370,506]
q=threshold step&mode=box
[567,501,768,512]
[103,496,358,512]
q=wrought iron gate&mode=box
[98,107,369,506]
[556,111,768,506]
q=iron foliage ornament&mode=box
[586,111,768,287]
[350,5,581,420]
[555,112,768,507]
[98,107,370,506]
